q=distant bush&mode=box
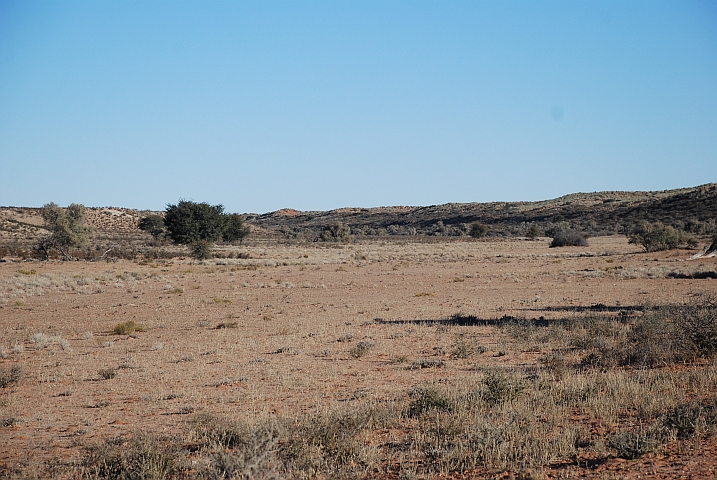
[320,223,351,242]
[549,230,588,248]
[628,221,695,252]
[469,223,489,238]
[525,225,541,240]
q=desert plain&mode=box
[2,235,717,479]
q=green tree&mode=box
[138,215,166,239]
[164,200,251,259]
[222,213,250,244]
[164,200,226,245]
[36,202,93,260]
[628,221,693,252]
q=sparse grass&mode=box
[213,297,232,303]
[112,320,145,335]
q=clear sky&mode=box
[1,1,715,214]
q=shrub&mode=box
[0,365,23,388]
[138,215,166,239]
[628,220,694,252]
[469,223,489,238]
[607,427,660,459]
[481,370,523,405]
[83,435,178,479]
[113,320,145,335]
[549,230,588,248]
[660,402,715,440]
[674,296,717,359]
[525,224,541,240]
[35,202,93,260]
[99,368,117,380]
[320,223,351,242]
[406,387,453,417]
[349,341,374,358]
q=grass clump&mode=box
[113,320,144,335]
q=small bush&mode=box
[469,223,488,238]
[320,223,351,242]
[0,365,23,388]
[628,220,694,252]
[406,387,453,417]
[525,225,541,240]
[549,230,588,248]
[660,402,715,440]
[349,341,374,358]
[607,427,660,459]
[99,368,117,380]
[481,370,523,405]
[113,320,144,335]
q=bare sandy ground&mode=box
[1,235,715,477]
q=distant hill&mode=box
[2,184,715,240]
[245,183,717,238]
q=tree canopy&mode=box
[37,202,93,260]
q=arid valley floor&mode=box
[2,236,717,479]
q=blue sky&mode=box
[1,1,715,214]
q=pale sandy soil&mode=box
[1,236,715,477]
